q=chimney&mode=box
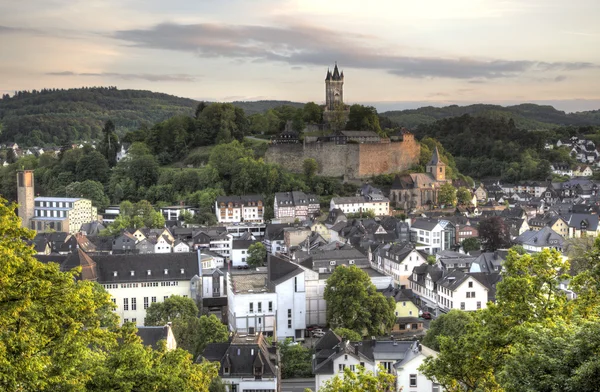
[371,336,376,346]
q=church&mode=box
[389,147,450,210]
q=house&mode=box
[101,205,121,224]
[209,232,234,259]
[330,196,390,216]
[200,332,278,392]
[551,163,573,177]
[381,286,420,319]
[28,196,98,234]
[514,227,564,253]
[273,191,320,223]
[574,165,593,177]
[469,251,507,273]
[215,195,265,224]
[410,218,446,255]
[474,184,488,202]
[313,331,441,392]
[136,238,155,254]
[436,270,493,312]
[437,250,477,272]
[408,264,443,312]
[116,143,129,162]
[263,223,293,255]
[154,235,173,253]
[528,214,569,237]
[227,255,306,341]
[136,323,178,351]
[564,213,600,238]
[455,223,479,245]
[373,242,427,289]
[160,205,196,222]
[173,239,191,253]
[230,239,256,267]
[112,231,138,254]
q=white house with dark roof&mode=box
[374,242,427,289]
[273,191,319,223]
[410,218,446,255]
[565,213,600,238]
[227,255,306,341]
[330,195,390,216]
[436,270,491,312]
[514,227,565,253]
[231,239,256,267]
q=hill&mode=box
[380,103,600,130]
[231,100,304,115]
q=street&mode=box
[281,378,315,392]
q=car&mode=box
[421,311,432,320]
[312,331,326,338]
[243,265,249,269]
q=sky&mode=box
[1,0,599,112]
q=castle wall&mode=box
[264,139,420,179]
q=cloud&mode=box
[46,71,198,82]
[554,75,567,82]
[0,25,39,34]
[113,22,599,80]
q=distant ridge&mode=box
[380,103,600,130]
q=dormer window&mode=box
[330,261,336,266]
[130,271,135,276]
[113,271,118,277]
[147,270,151,276]
[223,367,230,375]
[164,269,168,275]
[180,268,185,274]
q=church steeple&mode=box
[325,62,344,111]
[325,68,332,81]
[427,146,446,181]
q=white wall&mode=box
[228,289,278,334]
[275,272,306,341]
[231,247,249,266]
[105,280,192,327]
[396,351,440,392]
[223,377,276,392]
[316,354,375,391]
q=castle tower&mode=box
[17,170,35,229]
[325,62,344,111]
[427,146,446,181]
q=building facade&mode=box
[215,195,265,224]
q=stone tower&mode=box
[17,170,35,229]
[427,146,446,181]
[325,62,344,111]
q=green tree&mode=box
[333,327,362,341]
[279,339,313,379]
[0,197,115,390]
[303,102,324,124]
[346,105,383,136]
[427,255,437,265]
[324,265,395,336]
[478,216,511,251]
[303,158,319,182]
[66,180,110,210]
[249,113,269,134]
[456,186,472,205]
[422,310,475,351]
[145,295,199,325]
[174,314,229,358]
[315,366,395,392]
[461,237,481,253]
[438,183,457,207]
[98,119,120,166]
[76,150,110,184]
[329,102,348,132]
[246,242,267,267]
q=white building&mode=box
[215,195,265,224]
[230,239,256,267]
[227,255,306,341]
[373,243,427,289]
[94,253,200,327]
[410,219,446,255]
[154,236,173,253]
[173,240,191,253]
[160,205,196,222]
[209,233,234,259]
[330,196,390,216]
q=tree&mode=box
[173,314,229,358]
[127,153,160,188]
[461,238,481,253]
[478,216,511,251]
[279,339,313,379]
[346,105,383,136]
[333,327,362,341]
[303,158,318,181]
[98,119,120,166]
[422,310,475,351]
[314,366,395,392]
[145,295,199,325]
[456,186,472,205]
[324,265,395,336]
[86,323,219,392]
[303,102,324,124]
[76,150,110,184]
[0,197,115,390]
[427,255,437,265]
[66,180,110,210]
[246,242,267,267]
[329,102,348,131]
[438,183,457,207]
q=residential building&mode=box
[227,255,306,341]
[160,205,196,222]
[136,323,178,351]
[112,231,138,254]
[173,240,191,253]
[200,332,278,392]
[373,242,427,289]
[215,195,265,224]
[210,233,234,259]
[273,191,319,223]
[231,239,256,267]
[514,227,565,252]
[410,218,446,255]
[565,213,600,237]
[330,196,390,216]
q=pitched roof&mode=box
[136,325,171,349]
[428,146,443,166]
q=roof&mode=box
[428,146,443,166]
[332,196,389,204]
[340,130,380,138]
[514,227,564,248]
[267,254,304,288]
[565,213,599,231]
[34,197,82,202]
[232,240,255,250]
[136,325,171,349]
[275,191,319,206]
[93,253,200,283]
[411,218,441,231]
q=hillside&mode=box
[381,103,600,130]
[231,100,304,115]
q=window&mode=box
[132,318,136,324]
[403,301,406,307]
[164,296,168,301]
[294,276,298,292]
[288,320,292,328]
[460,302,465,310]
[410,374,417,387]
[131,298,137,311]
[249,303,254,313]
[329,261,336,266]
[344,354,348,360]
[350,365,356,372]
[164,269,168,275]
[288,309,291,318]
[477,301,482,309]
[130,270,135,276]
[258,302,262,312]
[268,301,273,312]
[144,297,149,309]
[111,298,116,304]
[123,298,129,311]
[124,318,129,323]
[151,296,156,303]
[147,270,151,276]
[338,364,346,372]
[433,383,441,392]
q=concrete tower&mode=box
[17,170,35,229]
[325,62,344,111]
[427,146,446,181]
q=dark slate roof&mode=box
[232,240,255,250]
[136,326,170,349]
[200,335,277,378]
[267,254,303,288]
[411,218,440,231]
[275,191,319,206]
[428,146,442,166]
[93,253,200,283]
[264,223,294,241]
[565,213,599,231]
[515,227,564,248]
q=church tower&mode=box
[17,170,35,229]
[427,146,446,181]
[325,62,344,111]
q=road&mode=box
[281,378,315,392]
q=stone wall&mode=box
[264,139,420,179]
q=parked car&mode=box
[312,331,326,338]
[421,311,432,320]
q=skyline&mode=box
[1,0,599,112]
